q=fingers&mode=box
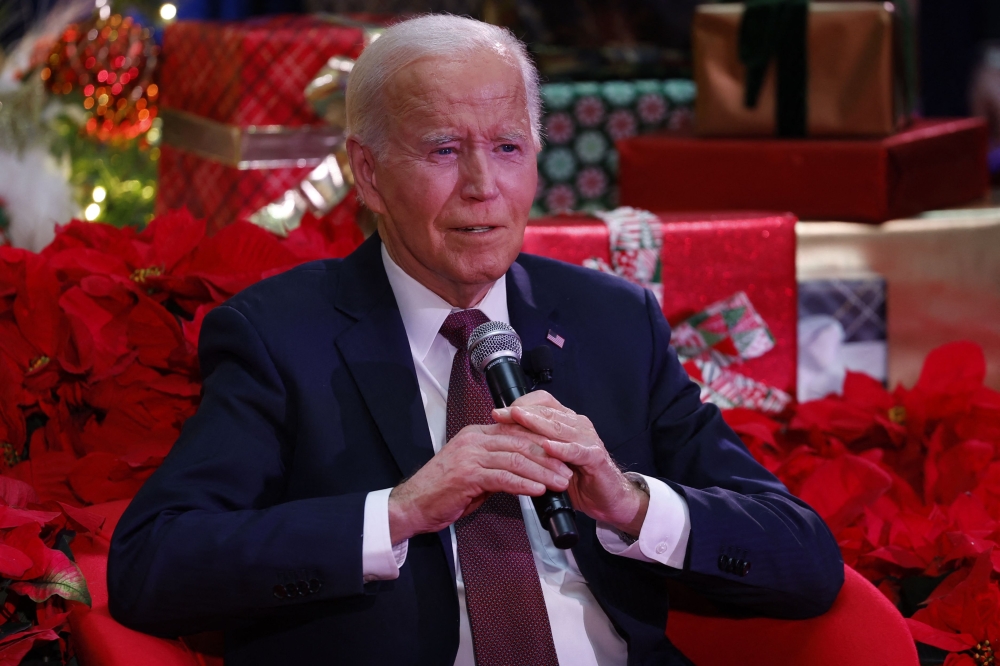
[539,438,597,467]
[476,468,558,497]
[478,432,573,478]
[508,390,564,409]
[480,451,571,492]
[507,404,592,443]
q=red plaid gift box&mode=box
[157,16,371,233]
[159,15,365,126]
[523,211,797,398]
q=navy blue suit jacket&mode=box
[108,233,843,665]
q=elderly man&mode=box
[108,14,843,666]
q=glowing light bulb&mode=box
[92,185,107,202]
[84,203,101,221]
[160,3,177,20]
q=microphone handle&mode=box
[483,356,580,549]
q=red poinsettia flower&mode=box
[908,550,1000,655]
[0,610,70,666]
[791,371,906,450]
[3,452,80,506]
[278,195,365,263]
[907,341,988,423]
[786,447,893,535]
[0,249,69,391]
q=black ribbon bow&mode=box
[738,0,809,138]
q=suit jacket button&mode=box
[309,578,322,593]
[273,585,287,599]
[718,554,728,571]
[285,583,299,597]
[297,580,310,595]
[741,561,751,576]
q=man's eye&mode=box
[499,144,518,153]
[435,147,455,156]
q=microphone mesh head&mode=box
[468,321,522,372]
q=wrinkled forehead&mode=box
[383,52,530,139]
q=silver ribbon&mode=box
[248,152,353,237]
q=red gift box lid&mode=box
[617,119,990,223]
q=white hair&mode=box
[345,14,542,157]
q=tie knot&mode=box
[440,309,491,351]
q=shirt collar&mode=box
[381,242,509,363]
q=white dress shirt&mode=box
[361,243,692,666]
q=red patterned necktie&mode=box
[439,309,560,666]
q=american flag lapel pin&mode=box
[546,329,565,348]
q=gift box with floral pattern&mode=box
[532,79,695,216]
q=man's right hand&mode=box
[387,424,573,543]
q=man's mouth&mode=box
[458,226,494,233]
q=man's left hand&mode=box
[492,391,649,537]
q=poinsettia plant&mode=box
[725,341,1000,664]
[0,197,364,508]
[0,476,100,664]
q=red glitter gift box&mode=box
[523,211,797,398]
[156,16,368,233]
[616,119,990,222]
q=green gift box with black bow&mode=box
[693,1,916,138]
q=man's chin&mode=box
[447,251,517,287]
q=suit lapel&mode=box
[506,257,560,364]
[334,234,435,480]
[333,235,455,575]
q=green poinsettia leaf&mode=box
[9,548,91,606]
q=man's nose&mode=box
[459,148,500,202]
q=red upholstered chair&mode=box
[71,500,919,666]
[69,500,224,666]
[666,567,919,665]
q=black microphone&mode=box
[468,321,579,549]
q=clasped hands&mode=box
[388,391,649,544]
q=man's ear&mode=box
[346,137,387,216]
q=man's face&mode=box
[356,50,538,305]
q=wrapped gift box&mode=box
[156,16,369,233]
[523,211,797,399]
[797,273,888,402]
[797,208,1000,390]
[533,79,695,215]
[159,15,365,126]
[617,119,990,223]
[693,2,905,137]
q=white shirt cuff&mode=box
[362,488,408,583]
[595,473,691,569]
